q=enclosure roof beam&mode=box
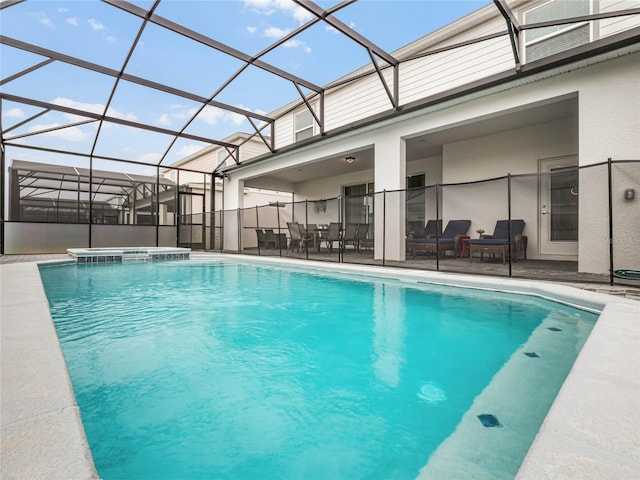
[1,93,237,148]
[102,0,323,93]
[0,36,273,125]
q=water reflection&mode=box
[372,283,406,387]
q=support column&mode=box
[222,175,244,252]
[374,134,406,261]
[578,58,640,274]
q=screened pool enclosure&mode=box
[2,0,639,286]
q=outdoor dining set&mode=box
[255,219,527,264]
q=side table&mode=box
[459,236,471,259]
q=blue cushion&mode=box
[469,238,510,245]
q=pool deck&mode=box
[1,253,638,479]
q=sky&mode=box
[1,0,489,172]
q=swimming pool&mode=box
[39,259,597,479]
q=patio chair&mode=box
[255,229,266,249]
[406,220,471,259]
[355,223,370,251]
[407,219,442,242]
[264,229,286,249]
[342,223,359,251]
[325,222,342,253]
[287,222,304,252]
[305,223,319,252]
[469,219,526,264]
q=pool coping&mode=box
[1,253,638,479]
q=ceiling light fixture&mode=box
[345,156,355,164]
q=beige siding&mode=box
[599,0,640,38]
[274,114,294,150]
[400,36,514,105]
[178,151,217,182]
[241,140,270,161]
[324,69,394,131]
[270,0,637,153]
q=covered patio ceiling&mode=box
[242,94,578,189]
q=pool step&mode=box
[417,311,590,480]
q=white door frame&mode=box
[538,155,579,259]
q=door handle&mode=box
[541,210,548,215]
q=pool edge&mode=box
[0,262,99,480]
[1,254,637,479]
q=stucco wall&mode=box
[441,117,578,260]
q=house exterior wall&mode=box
[323,69,395,132]
[225,48,639,270]
[576,52,640,273]
[267,1,638,154]
[399,36,512,107]
[599,0,640,37]
[442,117,578,261]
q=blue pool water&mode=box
[39,260,597,479]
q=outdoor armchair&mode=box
[469,219,526,264]
[325,222,342,253]
[265,228,286,249]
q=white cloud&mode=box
[326,21,356,34]
[135,152,162,164]
[285,39,309,52]
[158,114,171,126]
[3,108,25,118]
[28,123,89,141]
[179,144,203,157]
[243,0,274,13]
[87,18,105,31]
[106,35,117,43]
[228,112,245,126]
[57,7,69,13]
[196,106,225,125]
[264,26,290,39]
[51,97,137,122]
[32,12,54,28]
[291,5,312,24]
[282,39,311,53]
[66,17,79,26]
[244,0,312,24]
[246,25,257,34]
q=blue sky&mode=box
[1,0,488,171]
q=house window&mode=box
[294,109,314,141]
[524,0,590,63]
[344,182,374,225]
[406,174,426,236]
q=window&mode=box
[406,174,426,236]
[294,109,314,141]
[344,182,374,225]
[524,0,590,63]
